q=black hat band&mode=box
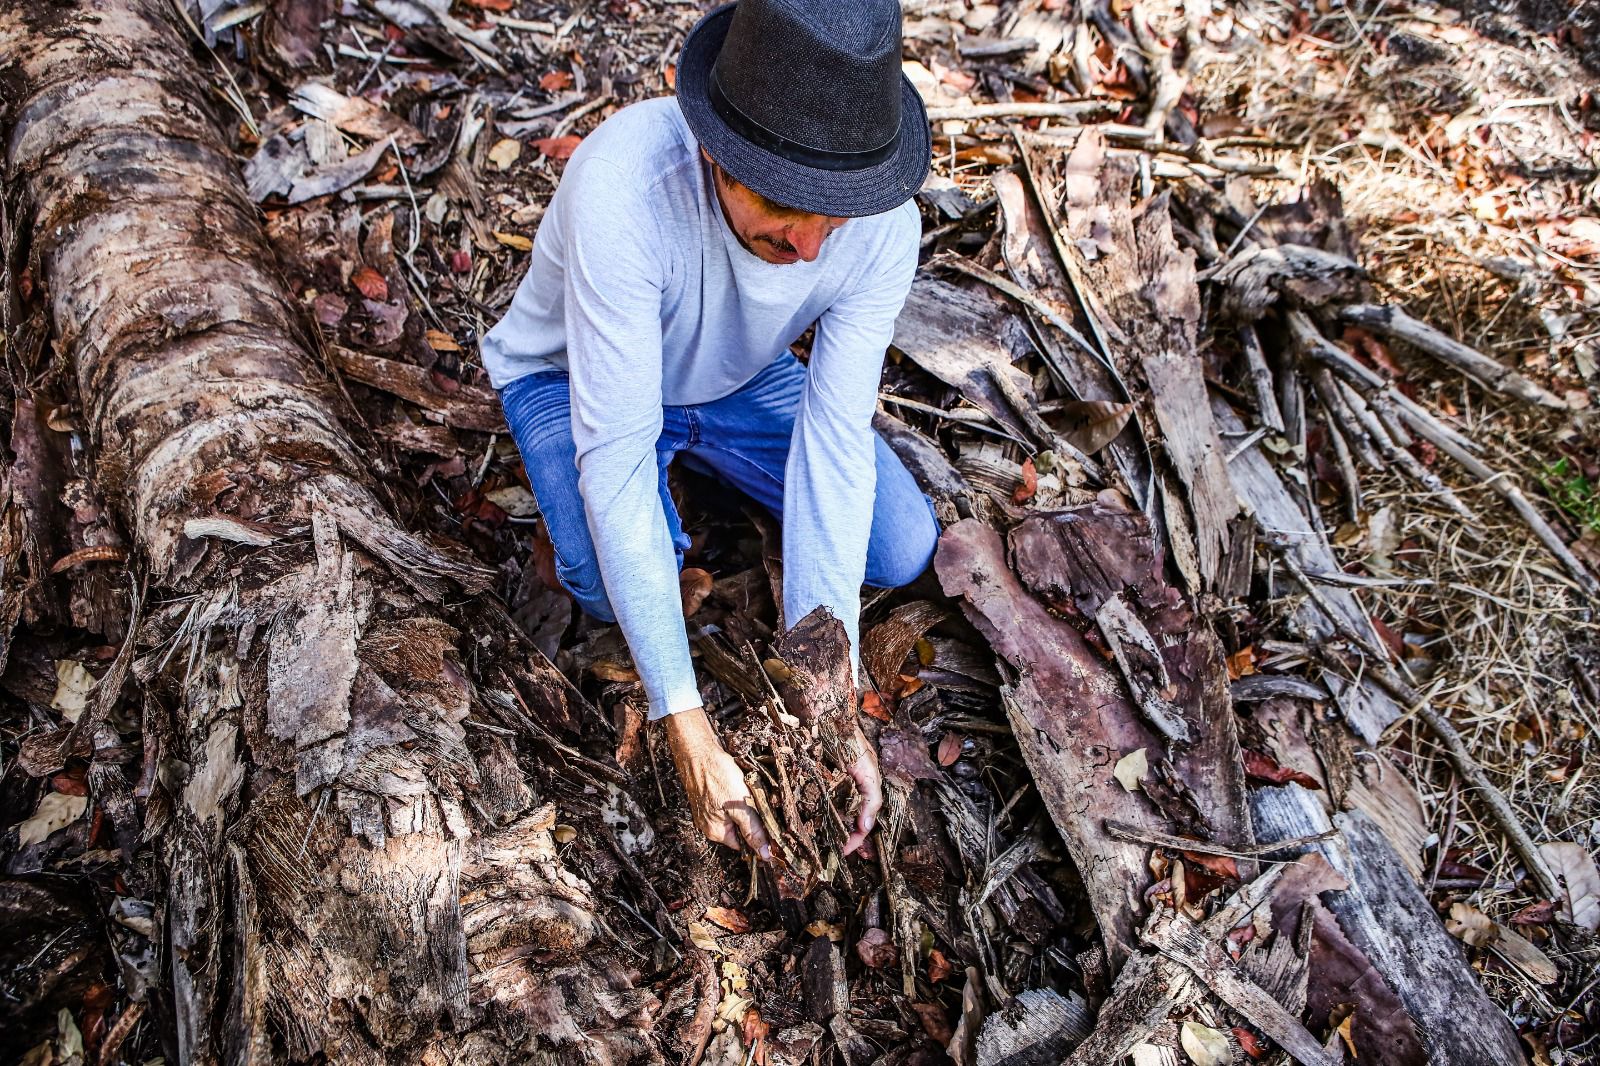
[708,69,901,174]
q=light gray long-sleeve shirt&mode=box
[480,96,920,719]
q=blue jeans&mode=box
[499,353,940,622]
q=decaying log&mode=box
[892,273,1095,476]
[936,518,1158,966]
[1,2,656,1061]
[1252,796,1528,1065]
[1060,131,1238,585]
[1206,244,1367,321]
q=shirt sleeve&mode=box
[560,158,703,719]
[780,208,920,677]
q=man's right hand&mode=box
[664,707,774,859]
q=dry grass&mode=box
[1177,0,1600,1032]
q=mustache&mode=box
[756,235,798,255]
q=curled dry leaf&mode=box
[1113,747,1149,792]
[1180,1020,1233,1065]
[1445,901,1497,948]
[741,1008,771,1066]
[1056,398,1135,456]
[704,906,751,934]
[1241,749,1320,789]
[855,927,898,969]
[1012,456,1037,504]
[493,232,533,252]
[679,567,714,617]
[927,947,955,982]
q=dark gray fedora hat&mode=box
[677,0,932,218]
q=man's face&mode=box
[704,151,849,265]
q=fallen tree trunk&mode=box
[1,2,657,1061]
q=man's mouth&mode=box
[758,236,799,263]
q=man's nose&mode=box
[788,217,845,262]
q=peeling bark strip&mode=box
[1061,131,1238,585]
[1,3,655,1062]
[935,508,1253,968]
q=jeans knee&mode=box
[554,554,616,622]
[866,495,940,588]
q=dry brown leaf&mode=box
[1012,456,1037,504]
[13,791,89,847]
[859,690,890,721]
[679,567,714,617]
[534,135,582,160]
[493,232,533,252]
[484,485,537,517]
[688,921,721,953]
[805,919,844,942]
[1540,842,1600,930]
[487,137,522,171]
[51,661,95,724]
[540,70,574,91]
[350,266,388,301]
[1057,399,1134,456]
[1445,901,1497,948]
[936,732,964,766]
[927,947,955,982]
[1113,747,1148,792]
[588,659,639,683]
[424,328,461,352]
[741,1008,771,1066]
[1242,749,1320,789]
[1179,1020,1232,1065]
[705,906,752,933]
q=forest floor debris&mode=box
[4,0,1600,1064]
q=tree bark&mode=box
[1,2,658,1062]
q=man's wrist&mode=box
[663,706,720,761]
